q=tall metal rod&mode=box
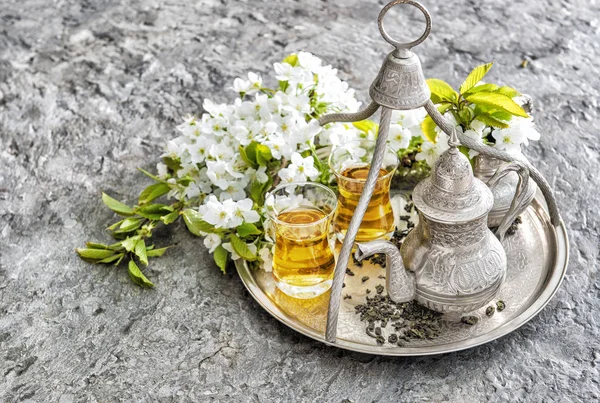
[325,107,393,343]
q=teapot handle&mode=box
[487,160,534,241]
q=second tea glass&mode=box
[265,182,338,299]
[329,139,399,243]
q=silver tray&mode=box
[235,195,569,356]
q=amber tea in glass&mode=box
[329,140,398,242]
[266,182,337,299]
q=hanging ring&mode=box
[378,0,432,50]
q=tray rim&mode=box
[235,206,569,356]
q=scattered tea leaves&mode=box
[461,316,479,326]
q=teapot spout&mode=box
[355,240,416,303]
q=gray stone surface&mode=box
[0,0,598,401]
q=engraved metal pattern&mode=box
[411,148,494,223]
[369,52,431,110]
[386,140,510,314]
[236,198,569,356]
[427,217,487,247]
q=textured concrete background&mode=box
[0,0,599,401]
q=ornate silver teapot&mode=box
[354,146,530,314]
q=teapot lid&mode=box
[412,146,493,223]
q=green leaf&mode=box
[495,86,520,98]
[239,146,258,169]
[122,237,139,252]
[102,193,134,216]
[465,92,529,118]
[255,144,272,166]
[459,62,494,94]
[457,108,473,127]
[76,248,116,261]
[85,242,110,250]
[229,234,257,261]
[107,220,124,231]
[139,183,170,204]
[213,245,228,273]
[114,253,126,266]
[474,113,510,129]
[108,242,125,251]
[237,223,262,237]
[113,217,143,234]
[282,53,299,66]
[245,142,272,167]
[135,239,149,266]
[437,103,453,114]
[420,115,438,143]
[98,253,124,264]
[146,247,171,257]
[249,176,273,205]
[135,204,174,220]
[182,209,215,236]
[426,79,458,103]
[464,83,499,95]
[160,211,179,225]
[162,156,182,173]
[352,120,379,135]
[128,260,154,288]
[490,110,514,121]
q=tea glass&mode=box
[329,139,399,242]
[265,182,338,299]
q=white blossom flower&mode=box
[203,233,222,253]
[233,72,262,95]
[290,152,320,181]
[278,165,299,183]
[205,160,231,190]
[510,117,541,145]
[232,77,252,95]
[416,132,450,167]
[201,196,232,229]
[491,126,527,155]
[231,198,260,227]
[156,162,168,178]
[463,129,483,159]
[222,242,257,260]
[388,124,412,151]
[259,246,273,272]
[221,242,239,260]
